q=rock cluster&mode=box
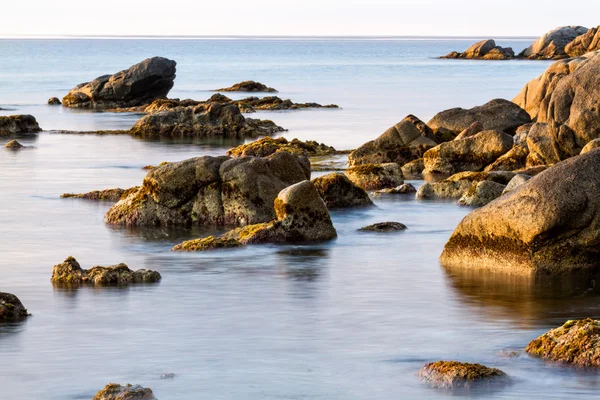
[0,115,41,136]
[51,256,161,286]
[519,26,589,60]
[566,26,600,57]
[442,39,515,60]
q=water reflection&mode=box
[276,247,330,282]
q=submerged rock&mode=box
[441,39,515,60]
[0,115,41,136]
[63,57,176,109]
[5,139,24,149]
[519,26,589,60]
[47,97,61,105]
[566,26,600,57]
[214,80,277,93]
[93,383,156,400]
[457,180,506,207]
[51,256,161,286]
[418,361,507,389]
[344,163,404,191]
[358,222,407,232]
[172,235,244,252]
[311,173,373,209]
[61,187,139,202]
[227,137,337,158]
[0,292,29,322]
[525,319,600,367]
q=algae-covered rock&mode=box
[0,115,41,136]
[525,319,600,367]
[458,180,506,207]
[0,292,30,322]
[214,80,277,92]
[61,187,139,202]
[93,383,156,400]
[418,361,507,389]
[51,257,161,286]
[311,173,373,209]
[172,235,244,252]
[5,139,24,149]
[227,137,337,158]
[358,222,407,232]
[344,163,404,191]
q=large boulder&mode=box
[441,39,515,60]
[0,292,29,322]
[423,130,514,175]
[311,173,373,209]
[348,115,437,166]
[0,115,41,136]
[427,99,530,137]
[105,152,309,227]
[440,149,600,275]
[93,383,156,400]
[129,103,284,138]
[344,163,404,191]
[418,361,507,389]
[519,26,588,60]
[566,26,600,57]
[62,57,176,109]
[51,256,161,286]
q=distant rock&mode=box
[358,222,407,232]
[344,163,404,191]
[375,183,417,195]
[62,57,176,109]
[311,173,374,209]
[61,187,139,202]
[519,26,589,60]
[418,361,507,389]
[214,80,277,93]
[0,292,29,322]
[0,115,41,136]
[566,26,600,57]
[51,256,161,286]
[93,383,156,400]
[172,235,244,252]
[227,137,337,158]
[442,39,515,60]
[47,97,61,105]
[457,180,506,207]
[5,139,24,149]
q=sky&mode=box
[2,0,599,37]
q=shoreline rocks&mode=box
[51,257,161,286]
[0,115,41,136]
[0,292,30,322]
[566,26,600,57]
[442,39,514,60]
[418,361,507,389]
[93,383,156,400]
[214,80,277,93]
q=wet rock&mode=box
[5,139,24,149]
[525,319,600,367]
[581,138,600,154]
[348,115,437,166]
[427,99,530,137]
[423,130,514,175]
[401,158,425,178]
[344,163,404,191]
[0,115,41,136]
[51,256,161,286]
[0,292,29,322]
[172,235,244,252]
[227,137,337,158]
[358,222,407,232]
[416,171,515,201]
[441,39,515,60]
[519,26,589,60]
[566,26,600,57]
[418,361,507,389]
[61,187,139,202]
[458,180,506,207]
[376,183,417,195]
[311,173,373,209]
[454,122,484,140]
[502,174,531,195]
[440,149,600,275]
[484,144,529,172]
[47,97,61,105]
[214,80,277,92]
[63,57,176,109]
[93,383,156,400]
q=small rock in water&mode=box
[0,292,30,322]
[215,80,277,93]
[5,139,24,149]
[93,383,156,400]
[51,256,161,286]
[359,222,407,232]
[375,183,417,195]
[160,372,175,379]
[418,361,508,389]
[47,97,61,105]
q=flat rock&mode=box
[214,80,277,92]
[172,236,244,252]
[418,361,507,389]
[61,187,139,202]
[358,222,407,232]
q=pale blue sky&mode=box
[3,0,599,37]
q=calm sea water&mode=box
[2,38,599,400]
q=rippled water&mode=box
[2,38,599,399]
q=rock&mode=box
[105,152,308,227]
[581,138,600,154]
[51,256,161,286]
[311,173,373,209]
[401,158,425,178]
[525,123,562,167]
[160,373,175,380]
[441,39,515,60]
[344,163,404,191]
[502,174,531,195]
[227,137,337,158]
[63,57,176,109]
[172,235,244,252]
[47,97,61,105]
[440,149,600,275]
[484,144,529,172]
[61,187,139,202]
[348,115,437,166]
[375,183,417,195]
[0,115,41,136]
[427,99,530,137]
[129,103,284,138]
[358,222,407,232]
[566,26,600,57]
[454,122,484,140]
[0,292,29,322]
[458,181,506,207]
[416,171,515,200]
[525,319,600,367]
[215,80,277,92]
[5,139,23,149]
[418,361,507,389]
[519,26,589,60]
[514,165,548,176]
[93,383,156,400]
[514,123,533,145]
[423,130,514,175]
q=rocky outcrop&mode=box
[311,173,373,209]
[358,222,407,232]
[93,383,156,400]
[5,139,24,149]
[416,171,515,201]
[457,180,506,207]
[348,115,437,166]
[423,130,514,175]
[63,57,176,109]
[418,361,507,389]
[227,137,337,158]
[484,144,529,172]
[172,236,244,252]
[526,319,600,367]
[51,256,161,286]
[344,163,404,191]
[0,115,41,136]
[105,152,309,227]
[440,149,600,275]
[442,39,515,60]
[214,80,277,92]
[427,99,530,138]
[519,26,589,60]
[0,292,29,322]
[566,26,600,57]
[61,187,139,201]
[47,97,61,105]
